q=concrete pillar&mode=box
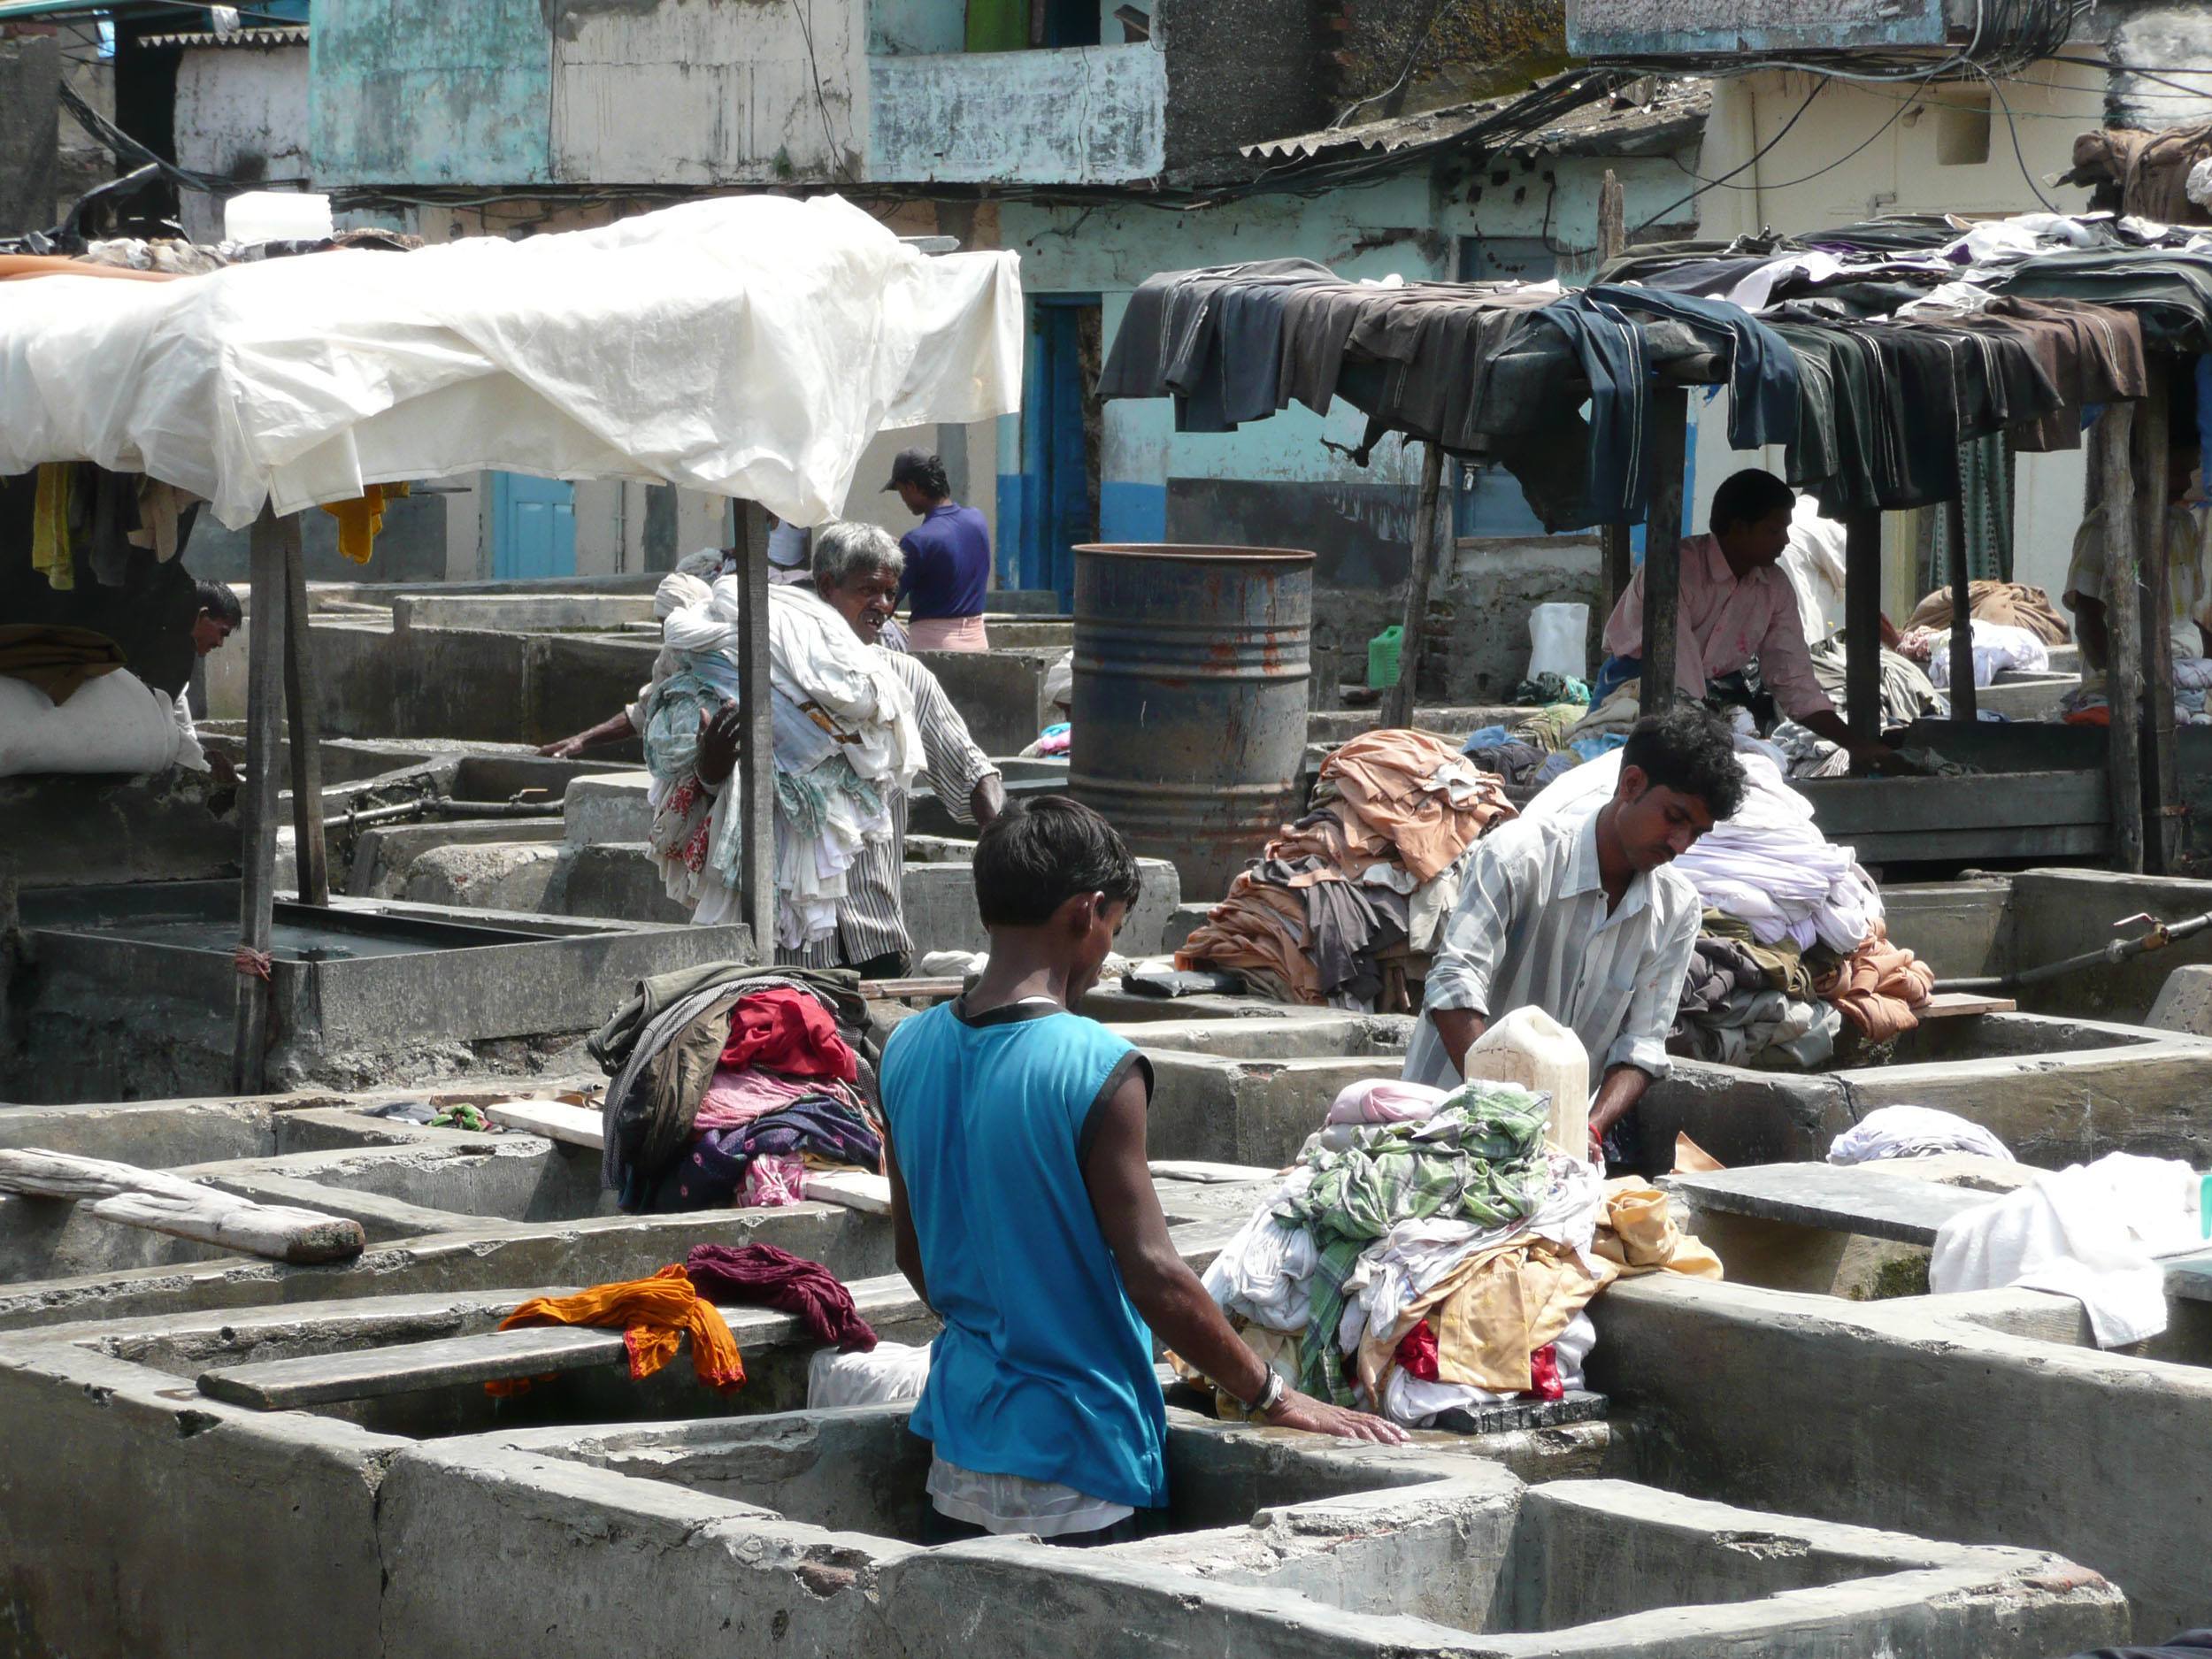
[0,32,60,237]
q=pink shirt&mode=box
[1601,533,1833,722]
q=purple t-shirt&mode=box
[897,503,992,620]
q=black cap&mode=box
[882,448,941,492]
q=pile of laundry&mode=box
[1902,579,2071,648]
[1464,690,1633,792]
[489,1241,879,1398]
[1175,729,1516,1009]
[2061,659,2212,727]
[1526,744,1932,1068]
[1192,1076,1718,1427]
[1913,619,2052,690]
[639,574,920,945]
[590,963,882,1213]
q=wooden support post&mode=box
[1845,511,1884,749]
[1383,442,1446,732]
[1596,170,1633,614]
[231,506,287,1094]
[734,513,777,957]
[2099,402,2146,873]
[2134,357,2177,873]
[1638,386,1690,716]
[279,515,328,905]
[1945,495,1977,725]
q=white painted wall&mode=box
[173,43,311,243]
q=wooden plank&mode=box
[1801,769,2108,834]
[197,1325,626,1409]
[0,1148,365,1263]
[859,977,965,1001]
[1596,170,1632,618]
[1148,1160,1284,1185]
[2135,356,2178,873]
[232,506,288,1094]
[483,1100,603,1149]
[1382,442,1446,732]
[280,514,329,906]
[1918,991,2017,1018]
[804,1169,890,1214]
[2100,402,2146,872]
[1844,510,1884,749]
[1832,825,2108,864]
[1638,386,1689,716]
[1667,1165,2000,1247]
[1945,492,1977,724]
[735,521,777,956]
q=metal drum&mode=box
[1070,543,1315,902]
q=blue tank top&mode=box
[880,998,1167,1511]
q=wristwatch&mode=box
[1243,1370,1288,1422]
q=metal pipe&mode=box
[1934,909,2212,994]
[334,798,564,830]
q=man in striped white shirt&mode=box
[1402,706,1744,1164]
[698,521,1003,979]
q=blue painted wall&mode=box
[994,152,1701,580]
[310,0,551,187]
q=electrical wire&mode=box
[1975,63,2059,211]
[1328,0,1466,131]
[1625,76,1828,237]
[784,0,856,186]
[1662,68,1935,196]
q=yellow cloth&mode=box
[1358,1179,1721,1400]
[1361,1237,1615,1396]
[486,1263,745,1396]
[319,480,410,565]
[1592,1179,1724,1279]
[30,465,73,590]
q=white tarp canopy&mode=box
[0,195,1022,530]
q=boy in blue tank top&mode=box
[881,797,1403,1545]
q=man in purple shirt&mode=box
[886,448,992,653]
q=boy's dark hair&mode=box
[194,579,242,628]
[1621,705,1747,820]
[1709,468,1793,536]
[973,796,1141,927]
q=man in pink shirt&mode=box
[1600,469,1892,772]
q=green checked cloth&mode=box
[1274,1080,1551,1402]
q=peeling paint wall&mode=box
[553,0,862,185]
[2108,7,2212,129]
[868,41,1166,184]
[173,44,310,242]
[311,0,553,187]
[1566,0,1947,57]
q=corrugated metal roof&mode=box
[140,23,304,45]
[0,0,303,25]
[1243,83,1711,165]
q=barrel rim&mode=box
[1071,542,1317,565]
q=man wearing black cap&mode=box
[885,448,992,653]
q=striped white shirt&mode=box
[1402,810,1699,1089]
[780,648,998,971]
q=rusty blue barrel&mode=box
[1070,544,1315,902]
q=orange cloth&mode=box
[1177,870,1322,1003]
[1904,580,2070,646]
[486,1264,745,1396]
[1815,920,1935,1041]
[318,481,411,565]
[1316,728,1517,882]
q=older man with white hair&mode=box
[691,520,1003,977]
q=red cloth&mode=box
[1528,1342,1563,1402]
[720,987,857,1083]
[1394,1320,1440,1381]
[685,1242,878,1352]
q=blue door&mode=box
[1021,295,1098,605]
[490,472,577,579]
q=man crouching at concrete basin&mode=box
[881,798,1404,1546]
[1403,705,1747,1168]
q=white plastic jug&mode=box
[1527,602,1590,685]
[1461,1006,1590,1156]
